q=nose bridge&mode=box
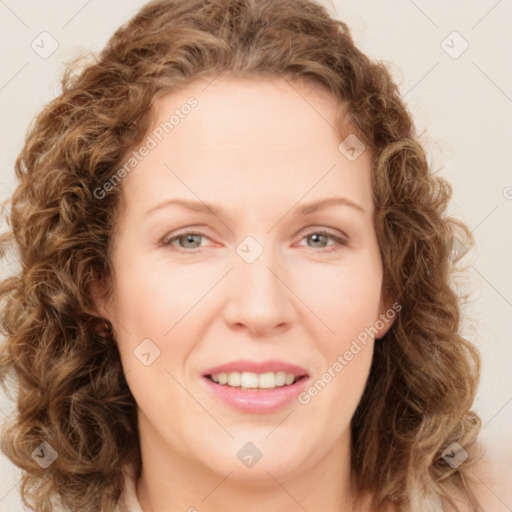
[224,234,292,333]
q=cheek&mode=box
[108,255,212,385]
[294,254,383,334]
[296,254,381,404]
[110,253,197,336]
[301,334,375,431]
[327,344,373,430]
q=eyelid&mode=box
[161,229,215,248]
[299,226,349,242]
[161,225,349,252]
[296,227,349,252]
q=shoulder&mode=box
[441,440,512,512]
[116,463,144,512]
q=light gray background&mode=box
[1,1,511,511]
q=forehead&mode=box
[119,76,373,217]
[154,75,350,146]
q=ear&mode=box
[87,274,114,326]
[374,291,400,340]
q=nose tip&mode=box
[223,240,293,336]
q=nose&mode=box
[223,242,294,337]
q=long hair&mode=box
[0,0,482,510]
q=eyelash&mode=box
[161,228,348,253]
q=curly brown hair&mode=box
[0,0,483,511]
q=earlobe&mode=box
[375,315,393,340]
[87,275,112,323]
[87,277,115,339]
[375,294,399,340]
[94,318,112,338]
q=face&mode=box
[98,76,394,483]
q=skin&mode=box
[96,76,395,512]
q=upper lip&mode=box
[202,359,309,377]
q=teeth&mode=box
[240,372,258,388]
[209,371,301,389]
[274,371,286,386]
[227,372,241,387]
[284,373,295,385]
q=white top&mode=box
[116,464,143,512]
[116,464,445,511]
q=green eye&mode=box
[161,229,348,253]
[162,232,206,250]
[300,229,348,252]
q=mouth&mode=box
[204,371,307,390]
[201,360,310,413]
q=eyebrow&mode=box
[144,196,365,218]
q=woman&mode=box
[0,0,494,510]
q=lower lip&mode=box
[202,376,310,413]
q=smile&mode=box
[201,360,310,413]
[206,370,305,389]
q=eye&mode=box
[298,228,348,253]
[161,231,210,251]
[160,228,348,253]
